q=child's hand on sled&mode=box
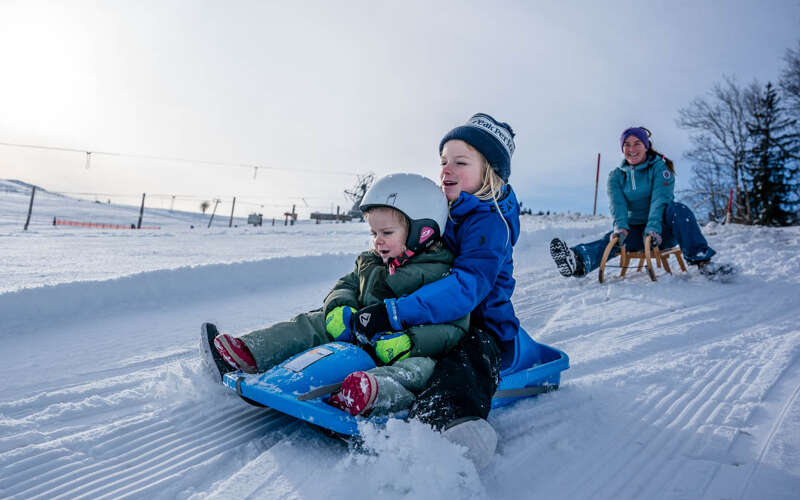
[325,306,357,342]
[373,332,412,364]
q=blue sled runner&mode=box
[223,331,569,437]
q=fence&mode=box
[53,218,161,230]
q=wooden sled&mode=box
[598,235,687,283]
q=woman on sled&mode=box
[549,126,734,280]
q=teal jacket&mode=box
[607,153,675,234]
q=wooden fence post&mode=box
[228,196,236,227]
[208,199,220,228]
[137,193,146,229]
[23,186,36,230]
[593,153,600,216]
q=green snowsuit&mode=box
[239,246,469,415]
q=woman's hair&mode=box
[637,126,675,174]
[649,147,675,174]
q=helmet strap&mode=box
[388,218,442,275]
[389,249,415,275]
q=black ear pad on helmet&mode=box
[406,218,441,253]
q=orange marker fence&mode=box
[53,218,161,230]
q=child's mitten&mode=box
[325,306,357,342]
[373,332,412,364]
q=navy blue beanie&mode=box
[439,113,515,182]
[620,127,650,152]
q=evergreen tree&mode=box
[744,82,800,226]
[780,41,800,119]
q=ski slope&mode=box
[1,180,799,499]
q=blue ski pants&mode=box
[573,202,716,275]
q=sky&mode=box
[1,0,799,218]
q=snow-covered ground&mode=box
[1,179,799,499]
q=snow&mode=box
[2,180,800,499]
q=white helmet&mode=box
[360,173,449,254]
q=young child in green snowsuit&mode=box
[202,173,468,417]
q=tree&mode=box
[200,200,211,214]
[677,76,757,222]
[681,156,730,222]
[744,82,800,226]
[779,41,800,119]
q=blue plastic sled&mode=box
[222,330,569,436]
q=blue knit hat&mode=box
[620,127,651,152]
[439,113,515,182]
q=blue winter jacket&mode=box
[385,185,521,352]
[608,153,675,235]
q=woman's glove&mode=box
[373,331,412,364]
[325,306,357,342]
[613,228,629,245]
[647,231,662,247]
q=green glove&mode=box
[374,331,412,364]
[325,306,357,342]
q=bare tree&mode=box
[200,200,211,214]
[677,76,757,222]
[680,156,730,222]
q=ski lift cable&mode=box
[55,190,338,201]
[0,140,359,177]
[52,191,340,208]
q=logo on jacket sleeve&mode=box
[359,313,371,327]
[663,170,671,179]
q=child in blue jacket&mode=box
[347,113,525,467]
[550,126,733,280]
[201,174,470,418]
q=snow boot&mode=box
[213,334,258,373]
[329,371,378,416]
[696,260,736,282]
[550,238,584,277]
[442,417,498,470]
[200,322,233,381]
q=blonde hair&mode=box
[457,144,511,245]
[363,205,410,231]
[472,156,507,202]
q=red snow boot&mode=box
[213,334,258,373]
[331,371,378,416]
